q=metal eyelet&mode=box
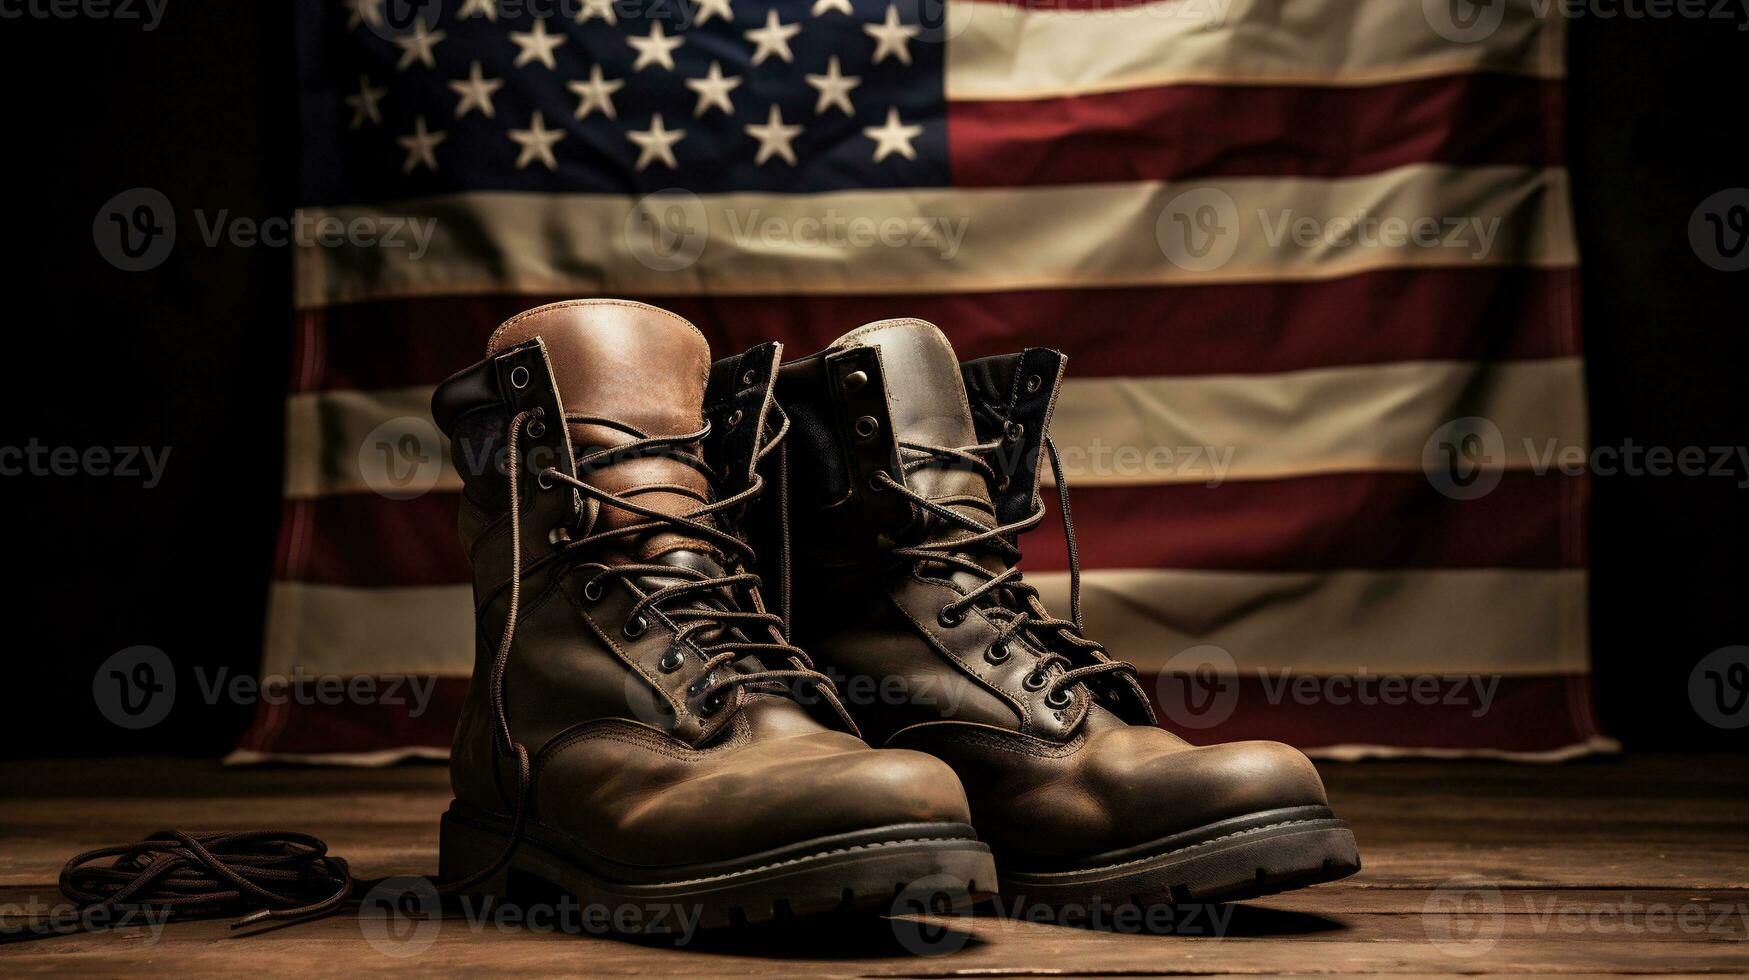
[853,415,880,439]
[509,365,530,389]
[1004,420,1025,443]
[582,579,605,602]
[526,420,546,439]
[995,476,1012,492]
[867,473,886,493]
[741,369,757,386]
[1022,670,1048,692]
[1025,374,1043,393]
[658,647,685,673]
[537,471,554,490]
[938,606,964,628]
[700,693,725,716]
[985,642,1011,665]
[622,614,648,639]
[1046,688,1073,709]
[548,527,570,546]
[726,409,744,428]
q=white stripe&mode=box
[294,165,1575,309]
[261,567,1585,678]
[284,358,1585,498]
[945,0,1565,101]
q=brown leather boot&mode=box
[429,300,995,931]
[769,317,1360,912]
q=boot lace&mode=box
[871,435,1138,708]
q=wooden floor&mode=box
[2,754,1746,977]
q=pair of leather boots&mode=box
[429,299,1359,931]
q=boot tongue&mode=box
[488,300,716,560]
[831,318,995,523]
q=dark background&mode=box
[1,5,1743,755]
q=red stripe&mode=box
[276,470,1583,587]
[950,75,1563,186]
[291,268,1579,392]
[231,673,1605,758]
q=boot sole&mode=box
[439,802,997,933]
[996,805,1360,910]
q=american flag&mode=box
[238,0,1606,761]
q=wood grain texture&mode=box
[2,754,1746,977]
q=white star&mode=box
[864,5,919,66]
[811,0,853,14]
[457,0,498,20]
[628,21,683,71]
[744,9,801,66]
[344,74,388,129]
[745,104,804,166]
[693,0,733,26]
[568,64,624,119]
[863,106,922,162]
[684,61,742,118]
[397,115,446,173]
[393,17,446,71]
[448,61,503,119]
[344,0,383,30]
[573,0,616,24]
[510,18,566,70]
[509,111,565,170]
[804,56,860,116]
[627,113,685,171]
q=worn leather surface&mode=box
[782,318,1337,863]
[433,299,973,869]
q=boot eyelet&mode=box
[741,369,758,386]
[853,415,879,439]
[985,642,1011,665]
[623,614,648,639]
[548,526,571,546]
[1025,374,1043,393]
[726,409,744,428]
[658,647,685,672]
[1004,421,1025,443]
[938,606,964,628]
[582,579,605,602]
[1022,670,1048,692]
[1046,688,1073,709]
[537,471,554,490]
[995,476,1012,492]
[510,365,530,389]
[526,420,546,439]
